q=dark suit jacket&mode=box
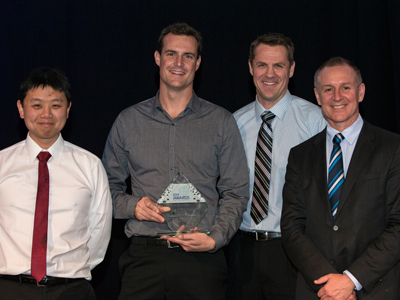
[281,121,400,300]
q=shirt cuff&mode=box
[343,270,362,291]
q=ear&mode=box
[314,88,321,106]
[66,102,72,118]
[289,61,296,78]
[195,55,201,71]
[248,60,254,76]
[358,83,365,103]
[154,50,161,67]
[17,100,24,119]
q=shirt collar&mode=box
[326,114,364,145]
[25,133,65,164]
[254,90,292,121]
[153,90,201,116]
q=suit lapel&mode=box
[336,122,375,217]
[312,129,331,215]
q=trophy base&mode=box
[157,230,210,237]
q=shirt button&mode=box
[170,167,174,170]
[171,123,175,126]
[170,144,174,148]
[333,225,339,231]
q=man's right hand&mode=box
[134,196,171,222]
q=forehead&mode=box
[253,44,289,63]
[162,33,198,55]
[25,86,67,102]
[318,65,357,85]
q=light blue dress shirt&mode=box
[326,114,364,291]
[234,91,326,232]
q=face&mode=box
[154,33,201,93]
[314,65,365,132]
[17,86,71,149]
[249,44,295,109]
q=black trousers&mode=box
[0,277,95,300]
[227,230,297,300]
[118,241,227,300]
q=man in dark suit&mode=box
[281,57,400,300]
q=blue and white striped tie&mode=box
[328,133,345,218]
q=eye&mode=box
[275,64,283,69]
[324,88,332,92]
[185,54,194,59]
[257,63,266,68]
[32,104,41,108]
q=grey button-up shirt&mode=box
[102,92,249,251]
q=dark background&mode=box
[1,1,400,299]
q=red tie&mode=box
[31,151,52,282]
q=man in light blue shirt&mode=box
[227,33,326,300]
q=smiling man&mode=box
[0,68,112,300]
[281,57,400,299]
[102,23,249,300]
[228,33,326,300]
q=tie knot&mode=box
[262,111,275,124]
[333,133,345,145]
[37,152,52,163]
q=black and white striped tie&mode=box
[251,111,275,224]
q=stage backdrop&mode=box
[1,1,400,299]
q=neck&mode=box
[159,86,193,119]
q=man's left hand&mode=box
[315,273,356,300]
[160,228,216,252]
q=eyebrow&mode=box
[30,98,65,102]
[164,49,196,56]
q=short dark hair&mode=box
[249,33,295,66]
[19,67,71,105]
[314,56,363,89]
[157,23,202,57]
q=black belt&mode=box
[131,236,180,248]
[0,275,82,286]
[239,229,282,241]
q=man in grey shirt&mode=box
[102,23,249,300]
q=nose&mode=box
[175,55,183,66]
[265,66,275,77]
[40,106,53,118]
[333,89,342,101]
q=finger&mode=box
[314,274,329,284]
[158,206,171,213]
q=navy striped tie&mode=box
[251,111,275,224]
[328,133,345,218]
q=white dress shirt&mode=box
[234,91,326,232]
[0,133,112,280]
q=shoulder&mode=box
[289,95,322,116]
[63,141,102,166]
[198,97,233,118]
[362,121,400,148]
[233,101,256,127]
[0,140,26,159]
[292,129,325,152]
[118,96,155,119]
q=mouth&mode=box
[39,123,54,127]
[170,70,185,75]
[332,104,347,109]
[262,81,276,86]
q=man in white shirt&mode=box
[228,33,326,299]
[0,68,112,300]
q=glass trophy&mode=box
[157,172,209,236]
